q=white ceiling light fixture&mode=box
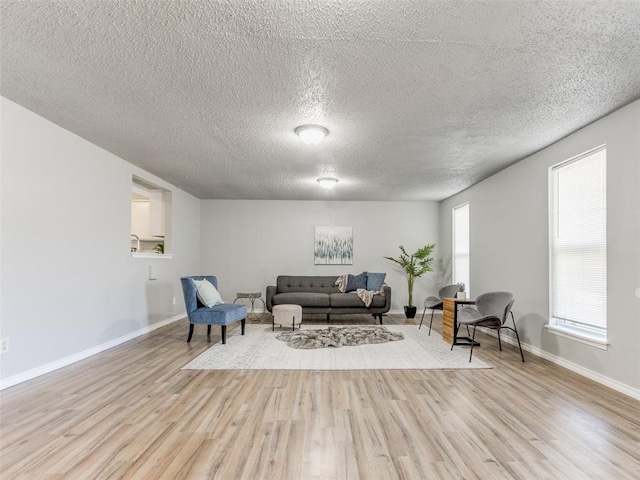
[295,124,329,145]
[317,177,339,189]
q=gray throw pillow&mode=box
[366,272,386,291]
[345,272,368,292]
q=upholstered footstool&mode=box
[272,304,303,331]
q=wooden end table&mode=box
[442,297,480,346]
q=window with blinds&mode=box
[453,203,470,294]
[550,146,607,336]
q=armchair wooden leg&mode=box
[241,319,246,335]
[221,325,227,344]
[187,323,194,343]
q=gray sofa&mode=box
[266,275,391,324]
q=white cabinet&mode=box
[131,200,151,239]
[148,191,165,238]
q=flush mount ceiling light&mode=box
[317,177,339,189]
[295,124,329,145]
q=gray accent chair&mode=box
[419,284,459,334]
[180,275,247,343]
[452,291,525,362]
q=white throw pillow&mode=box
[192,278,224,307]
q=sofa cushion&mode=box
[330,292,387,308]
[329,292,365,308]
[345,272,368,292]
[367,293,387,308]
[276,276,341,294]
[189,303,247,325]
[366,272,386,291]
[272,292,331,308]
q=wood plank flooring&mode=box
[1,314,639,479]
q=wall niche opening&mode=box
[131,175,172,255]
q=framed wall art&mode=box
[314,226,353,265]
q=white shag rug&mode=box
[182,324,491,370]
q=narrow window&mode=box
[550,146,607,339]
[452,203,470,294]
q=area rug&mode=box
[276,325,404,349]
[182,324,491,370]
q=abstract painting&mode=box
[314,226,353,265]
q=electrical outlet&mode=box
[172,296,177,305]
[1,338,8,353]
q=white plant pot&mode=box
[456,292,467,299]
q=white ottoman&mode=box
[272,304,303,331]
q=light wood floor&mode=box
[1,314,639,479]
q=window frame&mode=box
[452,202,470,295]
[546,145,608,349]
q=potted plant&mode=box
[384,244,436,318]
[456,282,466,299]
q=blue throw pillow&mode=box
[345,272,368,292]
[366,272,386,291]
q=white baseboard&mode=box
[0,313,185,391]
[480,328,640,401]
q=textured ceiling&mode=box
[2,1,640,201]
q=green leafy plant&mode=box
[457,282,466,292]
[384,244,436,307]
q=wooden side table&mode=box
[442,297,479,346]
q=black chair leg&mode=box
[497,329,502,351]
[207,324,211,336]
[221,325,227,344]
[419,308,427,329]
[428,310,435,336]
[469,326,477,362]
[241,319,246,335]
[187,323,194,342]
[379,314,383,325]
[511,312,525,362]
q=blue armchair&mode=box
[180,276,247,343]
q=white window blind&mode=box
[550,146,607,333]
[453,203,470,293]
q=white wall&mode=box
[439,100,640,395]
[200,200,440,312]
[0,97,201,384]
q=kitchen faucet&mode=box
[131,234,140,252]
